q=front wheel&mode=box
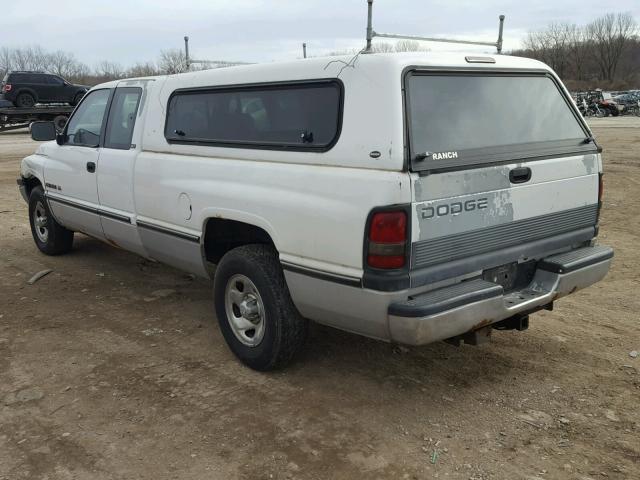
[28,186,74,255]
[213,244,308,371]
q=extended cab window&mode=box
[165,80,342,151]
[406,73,592,171]
[65,89,110,147]
[104,87,142,150]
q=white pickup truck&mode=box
[18,52,613,370]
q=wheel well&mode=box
[203,218,275,264]
[17,89,37,100]
[23,176,42,198]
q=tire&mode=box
[28,186,74,255]
[15,92,36,108]
[213,244,307,371]
[72,92,85,106]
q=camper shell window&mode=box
[165,80,343,152]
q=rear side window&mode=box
[104,87,142,149]
[46,75,64,86]
[406,73,591,171]
[165,80,343,151]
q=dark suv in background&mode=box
[1,71,88,108]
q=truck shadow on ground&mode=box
[50,235,566,390]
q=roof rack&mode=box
[183,36,252,71]
[364,0,505,54]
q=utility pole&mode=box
[302,43,307,58]
[184,36,190,71]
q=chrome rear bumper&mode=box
[388,246,613,345]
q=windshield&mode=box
[406,73,591,171]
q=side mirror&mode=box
[30,121,57,141]
[56,133,65,145]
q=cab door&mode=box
[44,88,111,240]
[96,85,147,256]
[40,75,64,102]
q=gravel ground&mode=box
[0,119,638,480]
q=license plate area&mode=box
[482,261,536,292]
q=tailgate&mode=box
[405,70,600,287]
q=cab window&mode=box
[65,89,110,147]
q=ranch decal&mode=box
[432,151,459,160]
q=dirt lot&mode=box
[0,121,638,480]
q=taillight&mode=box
[595,172,604,229]
[598,173,604,204]
[2,84,11,92]
[367,210,407,269]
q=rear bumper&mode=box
[388,245,613,345]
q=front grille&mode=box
[412,204,598,270]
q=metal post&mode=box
[184,36,190,70]
[303,43,307,58]
[497,15,505,54]
[365,0,374,52]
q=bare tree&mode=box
[524,23,571,77]
[370,42,395,53]
[96,61,124,80]
[0,47,12,78]
[394,40,429,52]
[11,46,48,72]
[159,49,188,74]
[127,62,159,77]
[587,13,638,82]
[566,24,590,81]
[47,50,79,77]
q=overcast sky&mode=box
[2,0,639,67]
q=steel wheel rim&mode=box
[224,274,266,347]
[33,201,49,243]
[19,94,34,107]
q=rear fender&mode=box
[15,87,38,102]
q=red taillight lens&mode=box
[367,211,407,269]
[369,211,407,243]
[2,84,11,92]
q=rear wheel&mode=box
[15,92,36,108]
[28,186,74,255]
[213,244,308,371]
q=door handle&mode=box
[86,161,96,173]
[509,167,531,184]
